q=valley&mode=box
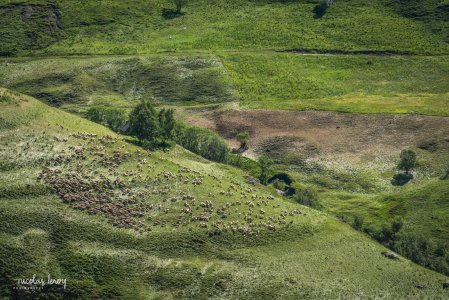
[1,0,449,298]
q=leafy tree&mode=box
[158,108,175,141]
[104,109,127,133]
[86,107,102,123]
[236,131,250,149]
[380,225,393,244]
[86,106,127,133]
[129,100,160,143]
[258,155,273,185]
[204,135,228,162]
[173,124,228,162]
[397,149,417,175]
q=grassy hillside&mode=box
[1,53,449,116]
[181,107,449,276]
[1,0,448,116]
[1,89,449,298]
[389,0,449,43]
[222,52,449,115]
[1,0,449,297]
[0,55,235,113]
[0,0,449,56]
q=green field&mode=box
[222,52,449,115]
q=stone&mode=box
[382,251,399,260]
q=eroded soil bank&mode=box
[185,109,449,167]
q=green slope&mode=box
[1,0,448,116]
[0,0,449,56]
[222,52,449,115]
[389,0,449,43]
[1,88,448,298]
[1,53,449,116]
[0,55,236,113]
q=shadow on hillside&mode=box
[313,2,328,19]
[162,8,184,19]
[391,173,413,186]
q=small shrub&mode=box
[0,95,14,103]
[352,215,364,231]
[236,131,250,149]
[272,179,287,191]
[293,185,320,209]
[174,123,229,162]
[258,156,273,185]
[173,0,187,13]
[397,149,417,175]
[313,0,334,19]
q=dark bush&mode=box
[364,220,449,276]
[226,154,260,177]
[174,123,228,163]
[258,156,273,185]
[352,215,364,231]
[293,185,320,209]
[313,0,333,19]
[86,106,127,132]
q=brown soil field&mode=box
[185,109,449,168]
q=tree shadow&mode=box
[313,2,328,19]
[162,8,184,20]
[123,137,144,147]
[391,173,413,186]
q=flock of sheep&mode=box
[38,131,304,236]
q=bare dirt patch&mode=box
[185,109,449,167]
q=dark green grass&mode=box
[1,0,449,56]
